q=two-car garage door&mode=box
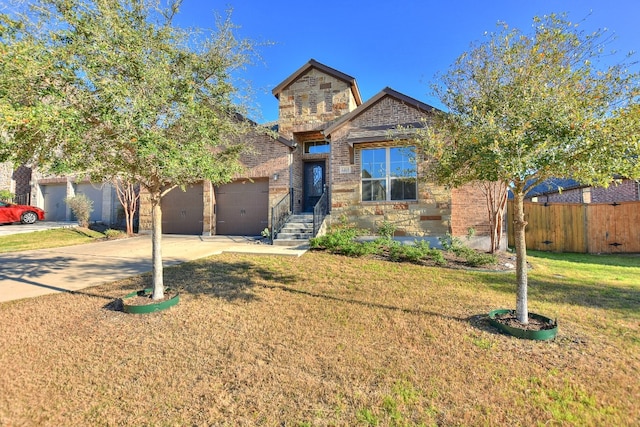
[161,179,268,236]
[215,178,268,236]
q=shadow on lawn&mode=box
[165,260,298,302]
[164,259,475,324]
[474,272,640,314]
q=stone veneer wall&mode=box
[276,67,358,139]
[329,140,452,236]
[327,96,454,237]
[276,67,358,214]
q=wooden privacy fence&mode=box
[507,201,640,254]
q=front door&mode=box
[303,161,325,212]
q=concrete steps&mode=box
[273,214,314,247]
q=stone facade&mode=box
[135,59,500,247]
[273,60,361,214]
[325,89,458,238]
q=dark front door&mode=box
[303,161,325,212]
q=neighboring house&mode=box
[0,163,32,204]
[138,59,495,249]
[0,161,120,224]
[526,177,639,204]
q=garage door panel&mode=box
[216,179,268,236]
[161,184,204,235]
[42,184,67,221]
[76,184,103,222]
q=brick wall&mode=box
[450,183,493,236]
[530,179,639,204]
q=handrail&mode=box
[313,187,328,236]
[270,189,292,244]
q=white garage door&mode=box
[42,184,67,221]
[75,183,104,223]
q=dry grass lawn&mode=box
[0,251,638,426]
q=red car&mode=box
[0,201,46,224]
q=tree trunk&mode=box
[150,190,164,300]
[513,191,528,324]
[483,181,508,253]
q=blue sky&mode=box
[175,0,640,123]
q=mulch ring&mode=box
[493,311,557,331]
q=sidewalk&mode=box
[0,234,307,303]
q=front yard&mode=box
[0,250,638,425]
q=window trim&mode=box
[360,146,417,202]
[304,140,330,154]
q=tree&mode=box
[417,14,640,323]
[481,181,508,253]
[1,0,257,300]
[113,177,139,236]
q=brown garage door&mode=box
[161,184,204,235]
[216,178,268,235]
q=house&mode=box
[138,59,495,249]
[0,161,121,225]
[525,177,640,204]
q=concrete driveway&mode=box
[0,221,79,237]
[0,234,307,303]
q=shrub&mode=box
[461,249,498,267]
[438,232,497,267]
[0,190,13,202]
[340,240,380,257]
[310,227,362,252]
[438,232,464,253]
[388,240,447,265]
[104,229,126,239]
[377,220,396,240]
[65,194,93,227]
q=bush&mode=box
[440,234,497,267]
[388,240,446,265]
[461,249,498,267]
[65,194,93,227]
[340,240,380,257]
[0,190,13,202]
[104,229,126,239]
[312,228,493,267]
[377,220,396,240]
[310,227,362,252]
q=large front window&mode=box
[361,146,417,201]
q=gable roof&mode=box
[272,59,362,105]
[323,87,437,137]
